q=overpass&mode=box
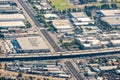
[0,47,120,62]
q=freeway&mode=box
[0,48,120,62]
[41,29,61,52]
[18,0,61,52]
[65,61,83,80]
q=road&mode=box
[17,0,61,52]
[41,29,61,52]
[65,61,83,80]
[0,48,120,62]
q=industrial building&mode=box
[11,36,50,53]
[70,12,94,26]
[5,61,70,79]
[0,0,15,4]
[111,40,120,47]
[0,13,25,21]
[0,4,20,13]
[101,17,120,29]
[52,19,73,33]
[0,21,25,29]
[77,36,102,49]
[97,9,120,18]
[70,12,87,18]
[80,26,101,35]
[96,9,120,29]
[44,14,58,19]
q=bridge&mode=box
[0,47,120,62]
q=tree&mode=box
[101,4,110,9]
[18,72,22,77]
[111,3,117,9]
[26,21,32,28]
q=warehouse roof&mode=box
[44,14,58,19]
[111,40,120,44]
[102,17,120,26]
[0,21,25,28]
[99,66,117,71]
[52,19,72,29]
[99,10,120,16]
[70,12,87,18]
[0,14,25,21]
[0,4,11,8]
[16,36,49,50]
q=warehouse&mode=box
[0,13,25,21]
[101,18,120,29]
[0,4,19,13]
[0,0,15,4]
[111,40,120,47]
[70,12,94,26]
[77,37,101,49]
[44,13,58,19]
[70,12,87,18]
[98,9,120,17]
[52,19,73,33]
[11,36,50,53]
[0,21,25,29]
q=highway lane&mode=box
[18,0,61,52]
[65,61,83,80]
[0,49,120,62]
[41,29,61,52]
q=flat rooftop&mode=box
[16,36,49,50]
[44,14,58,19]
[70,12,87,18]
[99,10,120,16]
[102,17,120,26]
[0,14,25,21]
[0,4,11,7]
[0,21,25,28]
[52,19,72,29]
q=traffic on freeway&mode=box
[65,61,83,80]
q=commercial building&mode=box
[70,12,94,26]
[0,13,25,21]
[44,14,58,19]
[101,17,120,29]
[77,37,101,49]
[34,4,42,10]
[52,19,73,33]
[70,12,87,18]
[97,9,120,18]
[80,26,101,35]
[0,0,15,4]
[0,21,25,29]
[111,40,120,47]
[0,4,20,13]
[99,66,117,71]
[11,36,50,53]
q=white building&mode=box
[44,14,58,19]
[111,40,120,47]
[0,13,25,21]
[80,26,101,35]
[0,4,19,13]
[77,37,101,49]
[70,12,94,26]
[11,36,50,53]
[99,66,117,71]
[101,17,120,29]
[98,9,120,18]
[0,21,25,29]
[52,19,73,33]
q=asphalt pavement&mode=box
[65,61,83,80]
